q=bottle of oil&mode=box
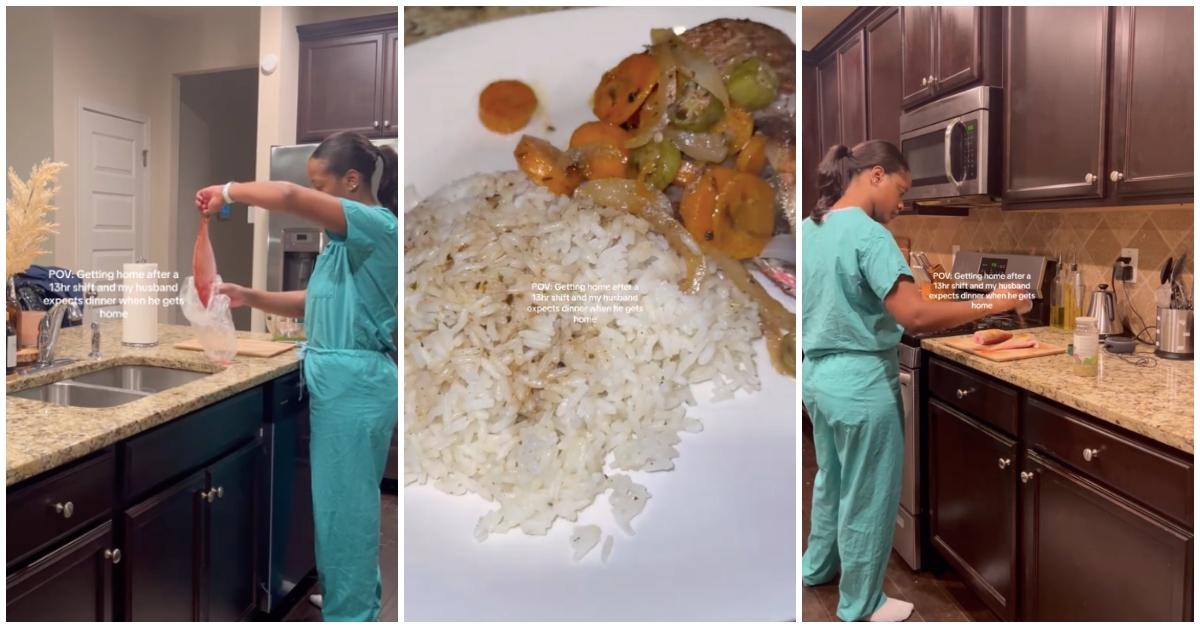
[1063,263,1080,331]
[1049,259,1065,329]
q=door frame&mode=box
[75,100,153,272]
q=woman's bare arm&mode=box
[244,289,306,318]
[883,278,1025,333]
[223,181,347,236]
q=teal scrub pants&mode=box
[802,350,905,622]
[304,346,398,621]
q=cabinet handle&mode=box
[1084,173,1096,184]
[1109,170,1124,182]
[921,76,928,87]
[54,501,74,519]
[202,489,215,503]
[383,120,390,129]
[998,457,1011,469]
[216,486,225,499]
[955,387,975,399]
[373,120,380,129]
[1082,447,1101,462]
[1020,471,1034,484]
[104,548,122,564]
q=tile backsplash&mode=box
[887,206,1194,336]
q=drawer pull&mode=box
[956,387,975,399]
[216,486,225,499]
[998,457,1011,469]
[104,548,122,564]
[1082,447,1101,462]
[1020,471,1034,484]
[202,489,215,503]
[54,501,75,519]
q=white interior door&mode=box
[77,105,148,318]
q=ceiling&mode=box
[128,7,221,21]
[802,6,857,51]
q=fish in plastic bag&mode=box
[180,272,237,366]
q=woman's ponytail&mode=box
[811,140,909,225]
[812,144,853,225]
[375,145,398,216]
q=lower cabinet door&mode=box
[124,471,206,621]
[6,521,116,621]
[208,438,264,621]
[1021,451,1193,621]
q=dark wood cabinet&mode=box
[1109,6,1194,199]
[124,471,206,621]
[929,399,1018,620]
[1021,451,1193,621]
[7,522,116,621]
[934,7,983,95]
[801,58,820,219]
[1004,6,1110,202]
[836,32,867,148]
[900,6,936,107]
[865,8,903,147]
[817,52,840,152]
[297,13,398,143]
[206,440,264,622]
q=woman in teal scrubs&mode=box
[195,131,398,621]
[801,141,1028,622]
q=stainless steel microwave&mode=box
[899,86,1002,206]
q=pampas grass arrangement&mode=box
[6,159,65,278]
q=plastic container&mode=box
[1073,316,1099,376]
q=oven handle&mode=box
[944,118,964,189]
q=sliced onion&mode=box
[625,41,677,149]
[664,127,729,163]
[668,37,730,109]
[704,247,796,378]
[575,179,707,294]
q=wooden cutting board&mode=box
[173,338,297,357]
[942,335,1067,362]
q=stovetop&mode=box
[900,311,1043,347]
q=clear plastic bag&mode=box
[180,274,237,365]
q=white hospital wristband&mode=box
[222,182,234,205]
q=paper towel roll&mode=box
[122,262,159,346]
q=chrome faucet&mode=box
[37,300,83,367]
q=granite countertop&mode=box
[6,320,302,486]
[923,327,1194,454]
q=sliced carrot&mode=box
[479,80,538,134]
[593,53,659,125]
[514,135,583,195]
[569,121,631,180]
[736,133,768,174]
[713,173,775,259]
[711,106,754,154]
[679,166,736,244]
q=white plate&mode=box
[404,7,797,621]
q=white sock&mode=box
[309,593,323,609]
[869,597,914,622]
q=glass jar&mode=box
[1073,316,1099,376]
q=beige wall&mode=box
[249,6,396,332]
[888,205,1194,336]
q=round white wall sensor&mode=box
[260,53,278,75]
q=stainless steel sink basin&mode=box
[69,365,211,393]
[10,365,212,408]
[11,381,149,408]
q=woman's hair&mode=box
[311,131,399,215]
[812,140,908,225]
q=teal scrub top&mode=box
[304,198,398,354]
[801,207,912,358]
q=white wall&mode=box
[177,70,258,330]
[5,8,56,269]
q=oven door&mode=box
[901,109,989,201]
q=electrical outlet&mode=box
[1120,248,1138,283]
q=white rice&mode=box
[404,171,762,543]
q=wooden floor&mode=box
[283,492,399,622]
[801,423,998,622]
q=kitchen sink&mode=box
[10,365,212,408]
[11,381,149,408]
[68,365,211,393]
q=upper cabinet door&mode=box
[934,6,982,94]
[837,31,867,148]
[817,52,841,152]
[1109,6,1194,200]
[297,32,387,142]
[866,8,903,147]
[383,30,399,137]
[1004,7,1110,202]
[900,6,936,107]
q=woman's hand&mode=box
[217,283,251,308]
[194,185,226,216]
